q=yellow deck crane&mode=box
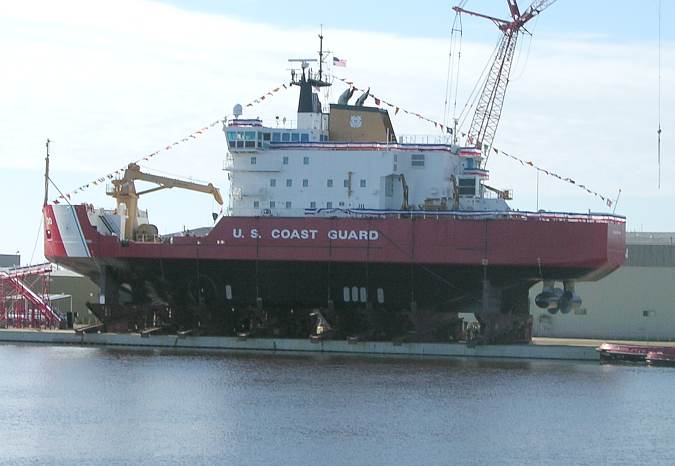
[108,163,224,241]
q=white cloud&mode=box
[1,0,673,262]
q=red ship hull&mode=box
[44,205,625,342]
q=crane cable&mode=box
[658,0,662,189]
[443,3,466,134]
[457,37,501,131]
[452,14,463,128]
[510,14,539,82]
[442,11,461,128]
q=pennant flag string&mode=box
[499,150,615,208]
[52,82,291,204]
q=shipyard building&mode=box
[532,232,675,341]
[0,254,20,268]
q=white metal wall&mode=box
[228,148,464,216]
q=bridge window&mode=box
[272,133,281,142]
[301,133,309,142]
[291,133,300,142]
[282,133,290,142]
[263,132,271,141]
[226,131,237,148]
[241,131,256,148]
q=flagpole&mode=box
[612,189,621,215]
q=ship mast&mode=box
[453,0,557,151]
[289,33,331,114]
[318,31,324,82]
[43,138,51,207]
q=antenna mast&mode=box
[43,139,51,207]
[318,27,324,82]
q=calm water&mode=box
[0,344,674,465]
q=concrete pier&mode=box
[0,329,603,361]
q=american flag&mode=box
[332,56,347,67]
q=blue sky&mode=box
[158,0,673,42]
[1,0,673,264]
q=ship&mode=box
[43,2,625,343]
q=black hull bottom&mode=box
[73,258,546,343]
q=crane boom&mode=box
[467,29,519,151]
[121,166,224,204]
[108,163,223,240]
[453,0,557,151]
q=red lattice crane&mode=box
[453,0,557,151]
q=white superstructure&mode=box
[223,118,510,218]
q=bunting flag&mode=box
[51,82,290,204]
[332,75,616,209]
[499,150,614,208]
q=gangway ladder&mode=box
[0,263,62,328]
